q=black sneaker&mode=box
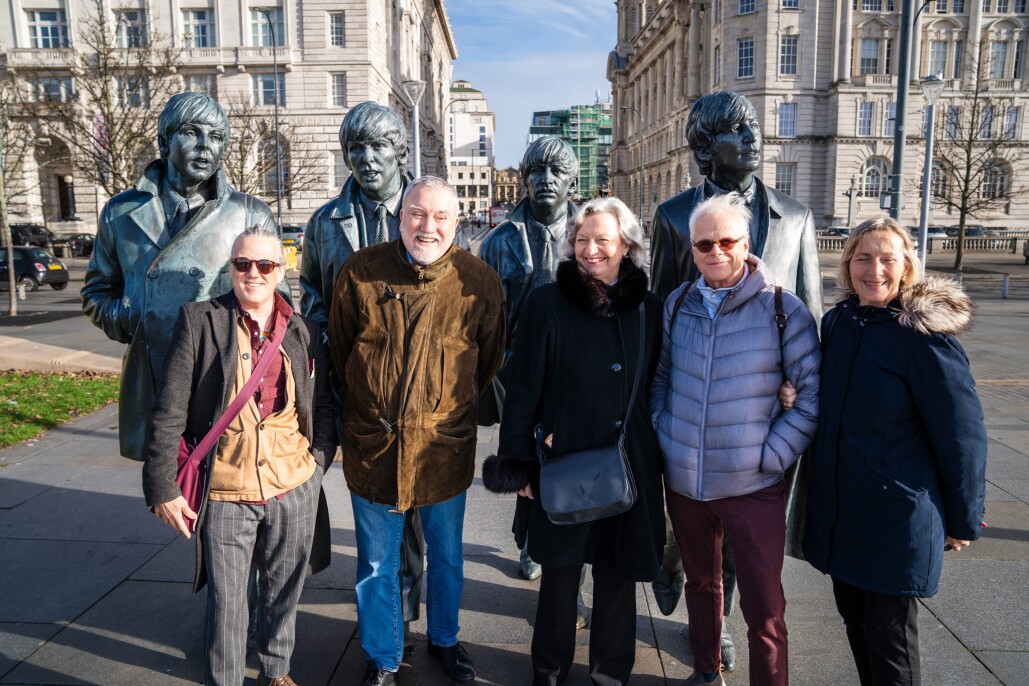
[427,642,476,683]
[362,663,398,686]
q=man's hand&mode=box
[153,496,197,539]
[517,484,534,499]
[779,380,797,410]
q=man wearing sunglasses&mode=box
[82,91,277,462]
[646,90,824,671]
[144,227,336,686]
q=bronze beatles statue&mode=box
[82,91,276,461]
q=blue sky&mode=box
[445,0,617,169]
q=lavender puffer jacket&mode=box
[650,256,820,501]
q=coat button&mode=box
[242,353,250,360]
[258,424,264,431]
[614,420,623,429]
[258,459,266,466]
[147,269,158,278]
[611,362,623,373]
[188,267,200,276]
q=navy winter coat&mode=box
[803,278,988,597]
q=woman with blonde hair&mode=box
[803,216,988,686]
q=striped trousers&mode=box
[201,470,321,686]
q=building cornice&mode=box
[434,0,459,60]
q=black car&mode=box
[0,246,70,291]
[65,232,96,257]
[10,224,54,247]
[281,225,305,252]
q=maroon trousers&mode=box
[666,482,789,686]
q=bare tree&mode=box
[219,91,326,209]
[4,0,183,199]
[928,41,1029,270]
[0,79,68,217]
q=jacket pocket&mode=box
[433,335,477,416]
[211,430,248,492]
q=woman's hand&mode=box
[945,536,971,551]
[779,380,797,410]
[153,496,197,539]
[517,484,534,499]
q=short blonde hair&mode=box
[563,197,647,269]
[838,216,921,294]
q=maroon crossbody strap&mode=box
[183,316,290,467]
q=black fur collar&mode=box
[556,259,649,315]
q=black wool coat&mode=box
[483,259,665,582]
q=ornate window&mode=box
[860,159,889,197]
[252,74,285,106]
[981,161,1009,199]
[858,102,874,136]
[116,10,148,48]
[776,163,796,196]
[860,39,880,74]
[931,160,948,197]
[251,8,285,47]
[883,101,897,137]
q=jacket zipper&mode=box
[385,283,413,510]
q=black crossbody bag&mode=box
[536,303,644,525]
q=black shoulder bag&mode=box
[775,286,809,561]
[537,303,644,525]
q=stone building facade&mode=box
[446,79,494,220]
[1,0,457,231]
[608,0,1029,230]
[493,165,521,206]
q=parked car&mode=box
[0,246,70,291]
[9,224,53,247]
[823,226,851,237]
[65,233,96,258]
[908,226,948,241]
[1023,240,1029,265]
[946,225,991,237]
[281,225,305,252]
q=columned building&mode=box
[1,0,457,231]
[446,79,494,220]
[608,0,1029,229]
[493,166,521,205]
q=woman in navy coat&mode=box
[803,217,987,686]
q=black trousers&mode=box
[400,508,425,622]
[532,563,636,686]
[832,577,921,686]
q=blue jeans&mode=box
[351,491,467,671]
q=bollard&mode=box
[1002,273,1010,299]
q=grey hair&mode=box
[688,192,752,236]
[231,225,285,263]
[158,92,230,161]
[563,197,647,269]
[402,175,459,211]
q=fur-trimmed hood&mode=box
[555,258,649,316]
[896,275,974,336]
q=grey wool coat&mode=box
[142,292,337,592]
[650,256,820,501]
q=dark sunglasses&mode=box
[230,257,282,275]
[692,235,747,253]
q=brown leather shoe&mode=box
[258,676,298,686]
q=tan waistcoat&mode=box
[207,319,315,501]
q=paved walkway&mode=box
[0,253,1027,685]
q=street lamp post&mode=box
[917,73,945,272]
[620,105,644,225]
[258,9,283,229]
[403,80,426,178]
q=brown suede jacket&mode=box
[329,240,506,511]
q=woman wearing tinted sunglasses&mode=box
[142,226,337,686]
[650,192,820,686]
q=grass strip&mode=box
[0,371,119,450]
